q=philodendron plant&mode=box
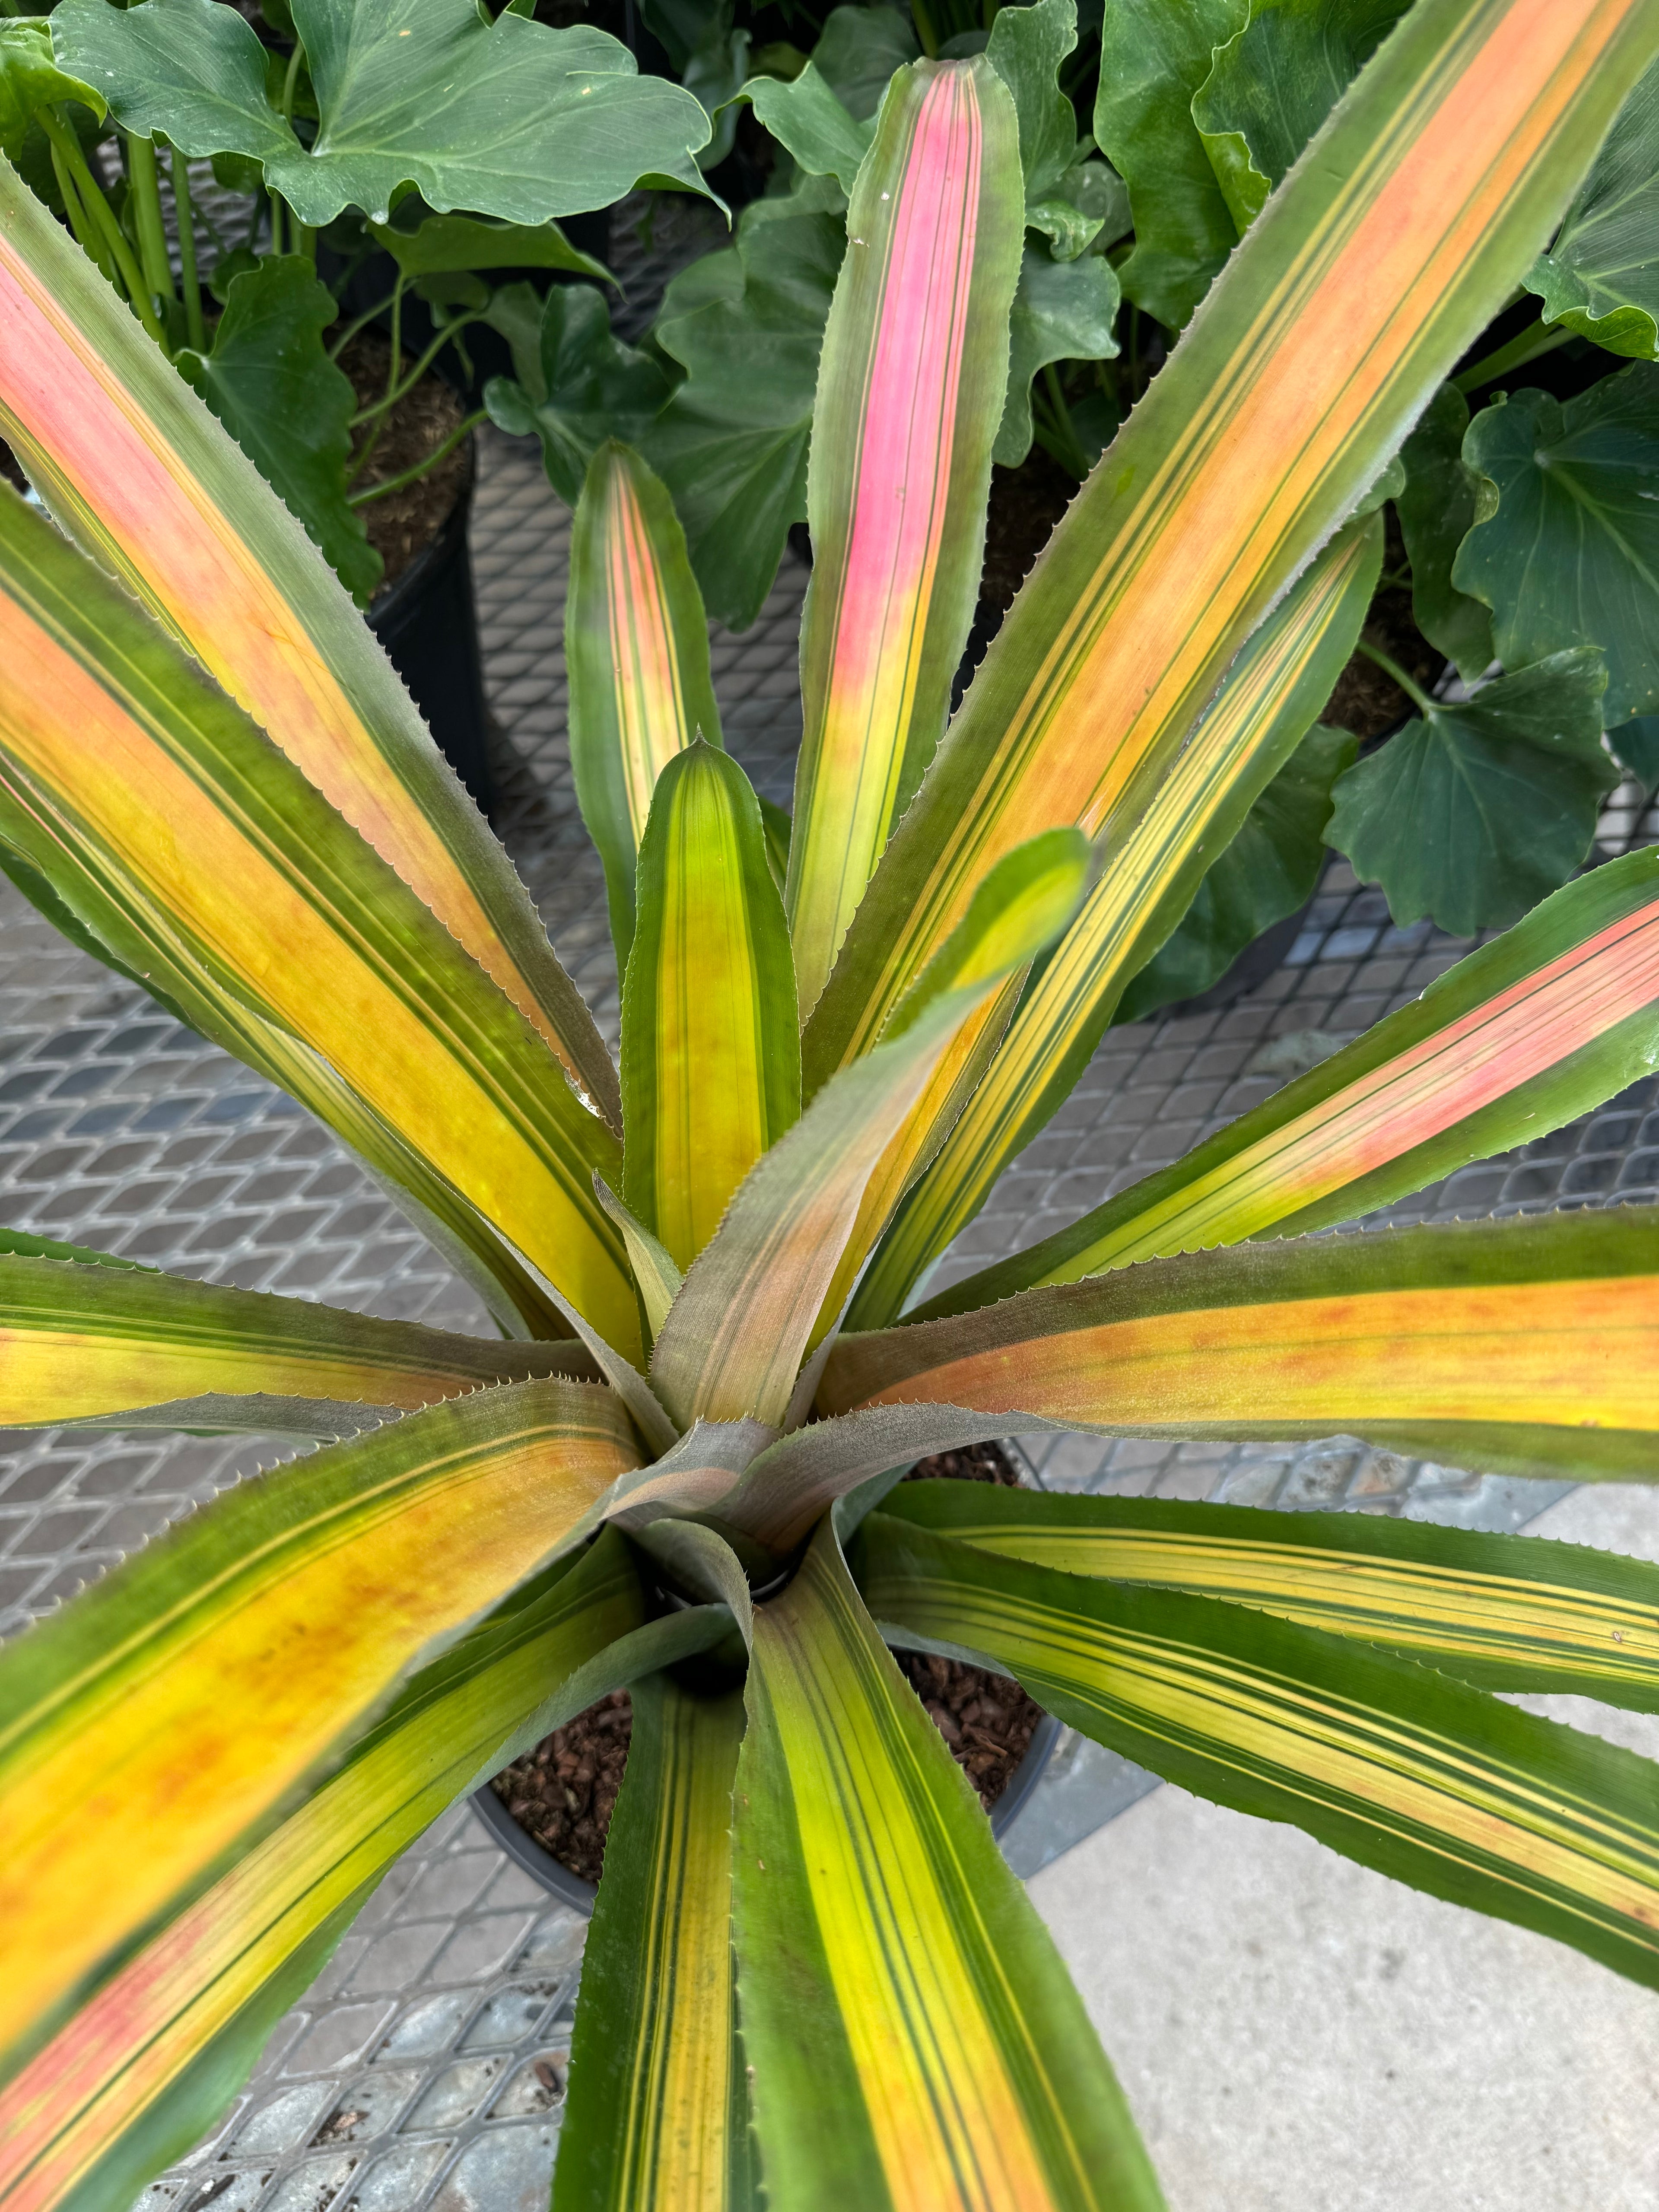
[505,0,1659,998]
[6,5,1659,2209]
[0,0,712,603]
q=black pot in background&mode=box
[368,438,494,814]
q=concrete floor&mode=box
[1032,1484,1659,2212]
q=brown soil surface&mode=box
[339,333,468,597]
[491,1441,1047,1883]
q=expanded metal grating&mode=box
[2,422,1656,2210]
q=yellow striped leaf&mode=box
[0,1540,732,2212]
[821,1207,1659,1483]
[553,1677,750,2212]
[0,1377,638,2074]
[883,1483,1659,1711]
[849,515,1381,1329]
[786,57,1024,1016]
[567,442,724,976]
[0,483,640,1358]
[649,833,1088,1428]
[733,1521,1164,2212]
[0,1253,599,1436]
[622,741,800,1274]
[0,156,620,1126]
[858,1512,1659,1989]
[802,0,1659,1093]
[918,846,1659,1317]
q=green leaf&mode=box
[809,3,919,121]
[368,212,611,285]
[53,0,713,228]
[640,0,730,74]
[1455,366,1659,723]
[177,255,379,608]
[858,1512,1659,1993]
[1193,0,1413,233]
[1525,54,1659,359]
[643,175,845,629]
[553,1676,749,2212]
[1395,380,1495,681]
[741,61,873,193]
[0,17,103,155]
[881,1481,1659,1711]
[732,1521,1164,2212]
[1612,712,1659,792]
[686,22,754,171]
[622,740,801,1274]
[1326,648,1615,934]
[1114,721,1355,1025]
[1092,0,1246,327]
[984,0,1080,201]
[484,283,673,506]
[995,245,1120,466]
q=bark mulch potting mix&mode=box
[491,1444,1049,1881]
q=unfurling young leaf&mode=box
[1455,365,1659,725]
[1326,649,1614,935]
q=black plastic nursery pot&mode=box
[367,437,495,815]
[473,1708,1065,1918]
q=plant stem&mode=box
[269,190,284,258]
[38,108,165,345]
[348,408,487,507]
[346,276,409,486]
[328,289,400,360]
[171,149,207,352]
[296,222,318,264]
[1453,316,1574,394]
[47,134,114,280]
[1356,636,1435,715]
[123,131,176,304]
[1040,363,1090,480]
[350,315,483,427]
[1379,565,1413,592]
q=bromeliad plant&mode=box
[5,5,1659,2208]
